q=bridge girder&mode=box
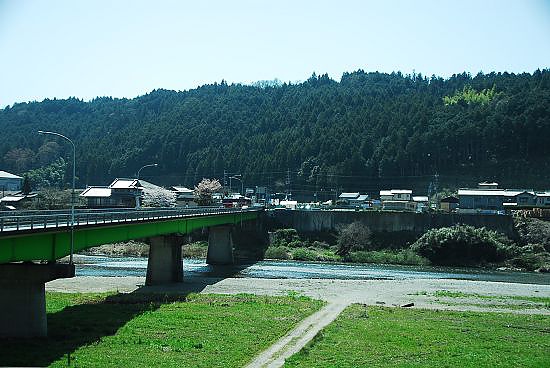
[0,211,259,263]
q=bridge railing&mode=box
[0,206,261,233]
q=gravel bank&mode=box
[47,276,550,314]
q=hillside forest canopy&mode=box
[1,70,549,198]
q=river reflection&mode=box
[73,255,550,285]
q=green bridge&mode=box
[0,207,261,263]
[0,207,265,338]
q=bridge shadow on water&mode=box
[0,262,256,367]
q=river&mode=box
[74,255,550,285]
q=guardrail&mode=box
[0,206,262,233]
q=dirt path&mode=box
[245,302,347,368]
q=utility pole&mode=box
[286,169,291,200]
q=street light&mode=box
[38,130,76,264]
[230,175,243,195]
[135,163,158,209]
[137,163,158,179]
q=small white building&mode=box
[380,189,415,212]
[0,170,23,192]
[380,189,412,201]
[80,178,142,208]
[339,192,360,201]
[171,186,197,207]
[413,196,429,212]
[535,192,550,207]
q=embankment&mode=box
[271,210,515,238]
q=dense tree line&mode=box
[0,70,549,196]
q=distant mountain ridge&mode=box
[0,70,549,196]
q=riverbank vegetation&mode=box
[80,218,550,272]
[265,219,550,271]
[0,292,323,367]
[265,226,430,266]
[82,240,210,259]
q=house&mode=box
[379,189,415,211]
[338,192,360,203]
[478,181,499,190]
[379,189,412,201]
[440,196,459,212]
[0,192,38,210]
[457,184,548,213]
[503,190,537,209]
[80,178,142,208]
[382,200,417,212]
[0,171,23,192]
[338,192,369,207]
[412,196,429,212]
[535,192,550,208]
[457,188,504,213]
[171,186,197,207]
[222,194,251,208]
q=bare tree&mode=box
[336,221,372,256]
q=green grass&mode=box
[264,246,429,266]
[346,249,430,266]
[285,305,550,367]
[408,290,550,310]
[437,301,548,311]
[0,292,323,367]
[432,290,550,304]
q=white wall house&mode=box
[0,170,23,192]
[379,189,412,201]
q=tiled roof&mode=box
[339,192,360,199]
[80,187,112,197]
[109,178,140,189]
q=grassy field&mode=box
[410,290,550,311]
[285,305,550,367]
[0,292,323,367]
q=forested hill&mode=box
[1,70,549,196]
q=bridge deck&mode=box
[0,207,261,263]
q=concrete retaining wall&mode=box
[271,210,516,237]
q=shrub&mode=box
[509,253,548,270]
[411,225,512,266]
[271,228,300,247]
[291,248,318,262]
[348,249,429,266]
[514,218,550,252]
[288,239,307,248]
[315,250,341,262]
[312,240,331,249]
[265,246,290,260]
[183,241,208,258]
[336,221,372,256]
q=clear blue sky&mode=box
[1,0,549,107]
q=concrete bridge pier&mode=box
[145,235,184,285]
[0,263,75,338]
[207,226,234,265]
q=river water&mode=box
[74,256,550,285]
